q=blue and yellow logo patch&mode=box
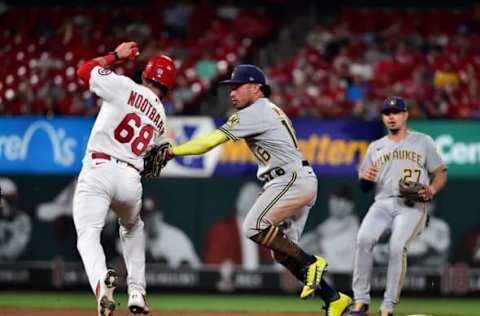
[227,113,239,128]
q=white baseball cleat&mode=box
[128,289,150,314]
[96,269,117,316]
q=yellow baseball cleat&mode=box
[300,255,328,299]
[325,292,352,316]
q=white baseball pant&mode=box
[73,156,146,295]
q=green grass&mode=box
[0,292,478,315]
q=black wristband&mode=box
[109,51,120,61]
[359,178,375,192]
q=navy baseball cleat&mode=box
[348,302,368,316]
[379,309,394,316]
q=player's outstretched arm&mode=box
[76,41,139,86]
[169,129,229,158]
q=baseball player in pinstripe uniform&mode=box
[349,96,448,316]
[167,64,352,316]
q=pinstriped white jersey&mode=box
[218,98,304,178]
[85,66,167,171]
[358,131,446,200]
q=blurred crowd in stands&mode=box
[267,5,480,120]
[0,1,274,116]
[1,1,480,120]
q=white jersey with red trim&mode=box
[84,66,167,171]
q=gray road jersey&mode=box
[358,131,446,200]
[219,98,305,179]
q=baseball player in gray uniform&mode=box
[349,96,448,316]
[168,64,352,316]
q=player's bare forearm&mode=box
[171,129,229,157]
[420,170,447,200]
[430,170,447,195]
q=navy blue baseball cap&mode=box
[220,64,271,96]
[220,64,267,85]
[381,96,408,114]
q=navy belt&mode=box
[261,160,310,183]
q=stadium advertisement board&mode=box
[409,121,480,178]
[0,117,382,176]
[1,262,479,296]
[0,117,93,174]
[164,119,383,177]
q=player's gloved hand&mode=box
[165,147,175,161]
[399,179,431,203]
[142,142,172,179]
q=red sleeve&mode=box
[76,60,100,87]
[76,54,117,87]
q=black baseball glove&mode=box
[142,142,172,178]
[398,179,430,203]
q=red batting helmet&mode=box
[142,55,176,91]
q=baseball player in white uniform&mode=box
[74,42,176,316]
[350,96,448,316]
[166,65,352,316]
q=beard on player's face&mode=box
[387,123,406,134]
